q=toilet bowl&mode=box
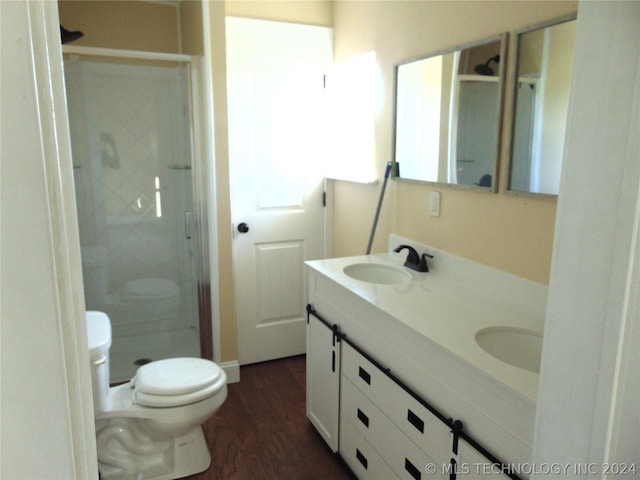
[86,311,227,480]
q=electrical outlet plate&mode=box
[430,191,440,216]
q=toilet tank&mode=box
[86,311,112,414]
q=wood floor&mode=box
[188,355,356,480]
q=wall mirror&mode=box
[392,34,506,191]
[509,15,576,196]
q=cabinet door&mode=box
[306,312,340,451]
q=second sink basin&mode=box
[343,263,411,285]
[475,326,543,373]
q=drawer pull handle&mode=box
[357,408,370,428]
[358,366,371,385]
[407,409,425,433]
[332,350,335,372]
[356,449,368,469]
[405,458,421,480]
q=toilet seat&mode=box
[133,358,225,408]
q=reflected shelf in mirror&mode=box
[507,14,577,197]
[392,33,507,192]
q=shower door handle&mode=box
[184,211,192,239]
[92,354,106,366]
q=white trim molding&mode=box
[533,0,640,469]
[219,360,241,384]
[1,1,97,478]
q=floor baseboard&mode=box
[219,360,240,383]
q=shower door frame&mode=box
[62,45,216,362]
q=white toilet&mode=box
[86,311,227,480]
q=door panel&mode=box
[256,241,305,324]
[226,17,332,364]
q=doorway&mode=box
[225,18,333,365]
[64,51,211,382]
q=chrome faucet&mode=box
[393,244,433,272]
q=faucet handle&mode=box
[418,253,434,272]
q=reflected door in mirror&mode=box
[453,78,499,186]
[395,55,446,183]
[509,17,576,195]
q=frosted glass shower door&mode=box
[64,58,200,382]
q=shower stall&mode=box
[63,49,210,383]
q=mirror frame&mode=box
[506,13,577,198]
[391,33,508,193]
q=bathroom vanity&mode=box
[306,236,546,480]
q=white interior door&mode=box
[226,17,332,365]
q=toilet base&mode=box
[97,425,211,480]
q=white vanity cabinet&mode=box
[306,307,340,452]
[306,244,545,480]
[306,301,528,480]
[306,305,453,479]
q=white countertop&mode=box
[306,252,546,403]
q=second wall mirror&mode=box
[392,34,507,191]
[508,15,577,196]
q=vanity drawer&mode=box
[342,341,452,469]
[377,373,452,467]
[340,376,392,450]
[341,341,389,405]
[341,376,447,480]
[340,415,399,480]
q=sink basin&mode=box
[343,263,411,285]
[475,327,543,373]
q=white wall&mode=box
[0,1,97,478]
[533,0,640,471]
